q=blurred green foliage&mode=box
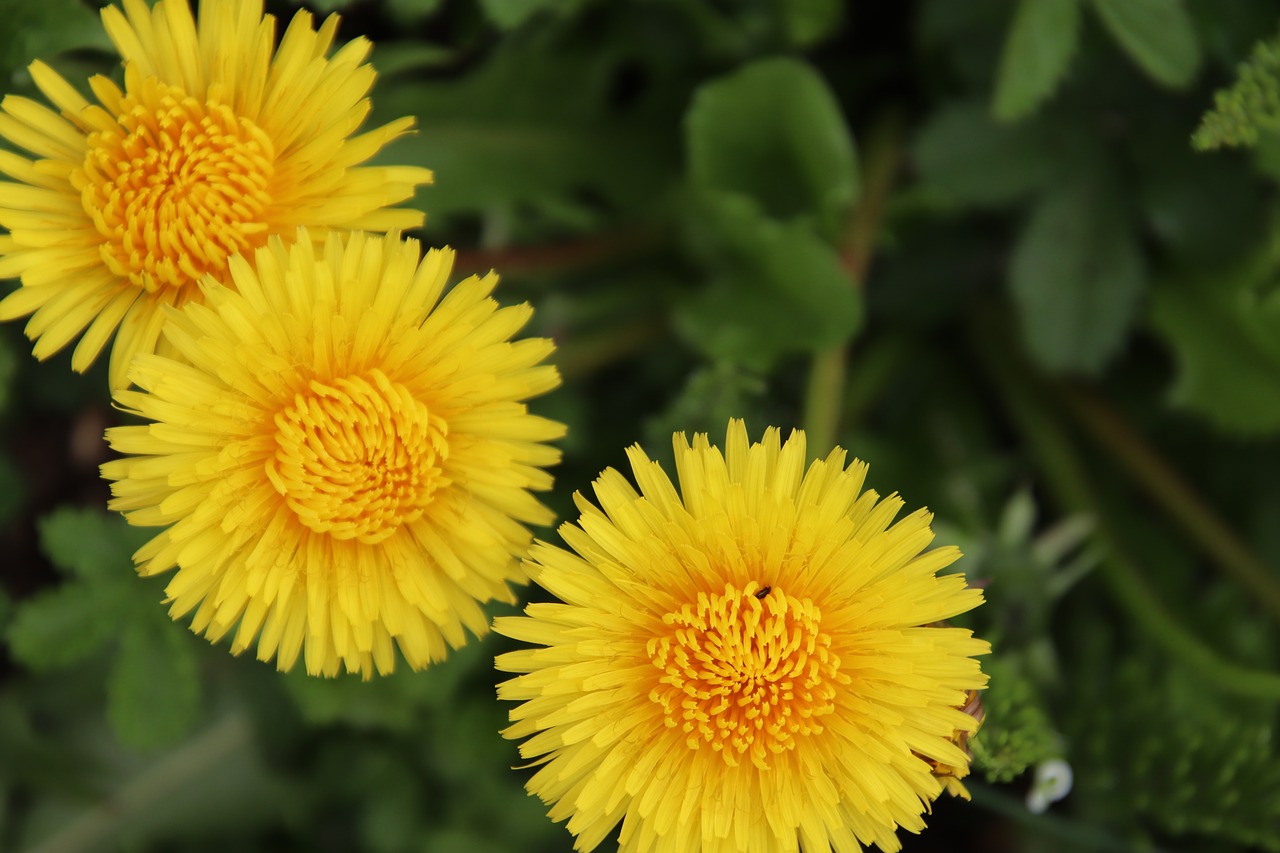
[3,0,1280,851]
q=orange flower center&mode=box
[647,583,844,769]
[78,79,274,293]
[266,371,448,544]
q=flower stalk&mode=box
[803,112,904,454]
[1058,382,1280,624]
[972,312,1280,699]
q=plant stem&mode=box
[972,314,1280,700]
[1059,383,1280,624]
[802,113,904,453]
[26,714,251,853]
[452,228,661,281]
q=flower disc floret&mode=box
[102,229,564,678]
[268,370,450,544]
[648,582,844,769]
[79,80,275,291]
[0,0,433,389]
[496,420,990,853]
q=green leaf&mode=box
[285,639,484,731]
[371,34,676,217]
[971,656,1062,784]
[1134,119,1265,264]
[686,57,858,233]
[1149,257,1280,436]
[6,582,126,670]
[778,0,843,48]
[1090,0,1201,88]
[385,0,444,20]
[0,0,110,80]
[368,42,456,77]
[1010,179,1146,374]
[643,363,766,450]
[479,0,568,29]
[288,0,347,11]
[108,616,200,749]
[1192,31,1280,150]
[912,101,1065,208]
[992,0,1081,122]
[38,507,150,583]
[676,194,862,371]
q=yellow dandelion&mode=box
[100,228,564,678]
[496,420,990,853]
[0,0,433,389]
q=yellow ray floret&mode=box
[496,419,990,853]
[0,0,433,389]
[101,229,564,678]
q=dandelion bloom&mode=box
[0,0,433,389]
[496,420,989,852]
[101,229,564,678]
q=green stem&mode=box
[803,349,846,454]
[26,714,251,853]
[802,113,904,452]
[1059,383,1280,624]
[972,315,1280,700]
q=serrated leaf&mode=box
[913,101,1064,208]
[686,57,858,234]
[108,616,200,749]
[676,194,861,370]
[1010,179,1146,374]
[1090,0,1201,89]
[993,0,1081,122]
[1192,31,1280,151]
[6,582,126,670]
[38,507,150,582]
[1149,260,1280,435]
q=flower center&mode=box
[267,371,448,544]
[647,583,844,769]
[77,78,274,293]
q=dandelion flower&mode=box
[101,229,564,678]
[0,0,433,389]
[496,420,989,853]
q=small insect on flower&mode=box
[497,420,990,853]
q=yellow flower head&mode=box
[0,0,433,389]
[496,420,989,853]
[101,229,564,678]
